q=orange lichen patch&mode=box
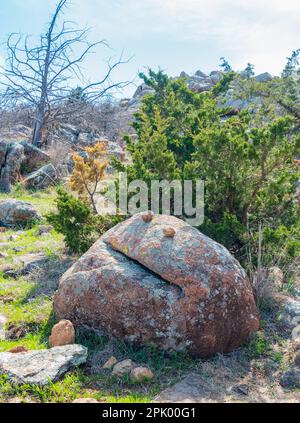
[294,159,300,166]
[9,346,29,354]
[109,235,120,251]
[163,227,176,238]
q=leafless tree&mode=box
[0,0,130,146]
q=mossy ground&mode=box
[0,188,299,403]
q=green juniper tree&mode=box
[113,69,300,267]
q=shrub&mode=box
[70,142,108,214]
[114,69,300,289]
[47,188,118,254]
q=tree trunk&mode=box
[90,194,98,214]
[242,204,250,226]
[32,104,46,147]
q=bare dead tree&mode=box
[0,0,131,146]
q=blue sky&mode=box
[0,0,299,97]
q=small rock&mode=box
[0,199,40,226]
[0,252,9,259]
[102,356,118,370]
[255,72,272,82]
[7,397,23,403]
[130,366,154,383]
[3,268,19,279]
[38,225,53,235]
[280,368,300,390]
[154,373,218,403]
[0,345,88,385]
[13,247,23,253]
[19,253,48,274]
[49,320,75,347]
[281,298,300,327]
[292,340,300,351]
[9,346,29,354]
[141,211,154,222]
[294,353,300,368]
[232,384,249,396]
[112,359,135,377]
[16,230,26,235]
[267,266,284,288]
[9,234,19,242]
[0,313,7,340]
[72,398,99,403]
[163,227,176,238]
[0,243,10,249]
[0,294,14,303]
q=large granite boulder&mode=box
[54,213,259,358]
[0,345,88,385]
[0,199,40,226]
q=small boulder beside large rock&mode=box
[0,345,88,385]
[112,359,136,377]
[0,199,40,226]
[49,320,75,348]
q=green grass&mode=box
[0,185,58,215]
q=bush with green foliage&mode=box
[113,67,299,279]
[47,188,119,254]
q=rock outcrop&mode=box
[0,199,40,226]
[0,141,24,192]
[23,163,58,189]
[54,213,259,358]
[0,140,51,192]
[0,345,88,385]
[20,141,50,172]
[128,69,273,113]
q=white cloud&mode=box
[70,0,299,75]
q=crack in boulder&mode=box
[107,244,185,300]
